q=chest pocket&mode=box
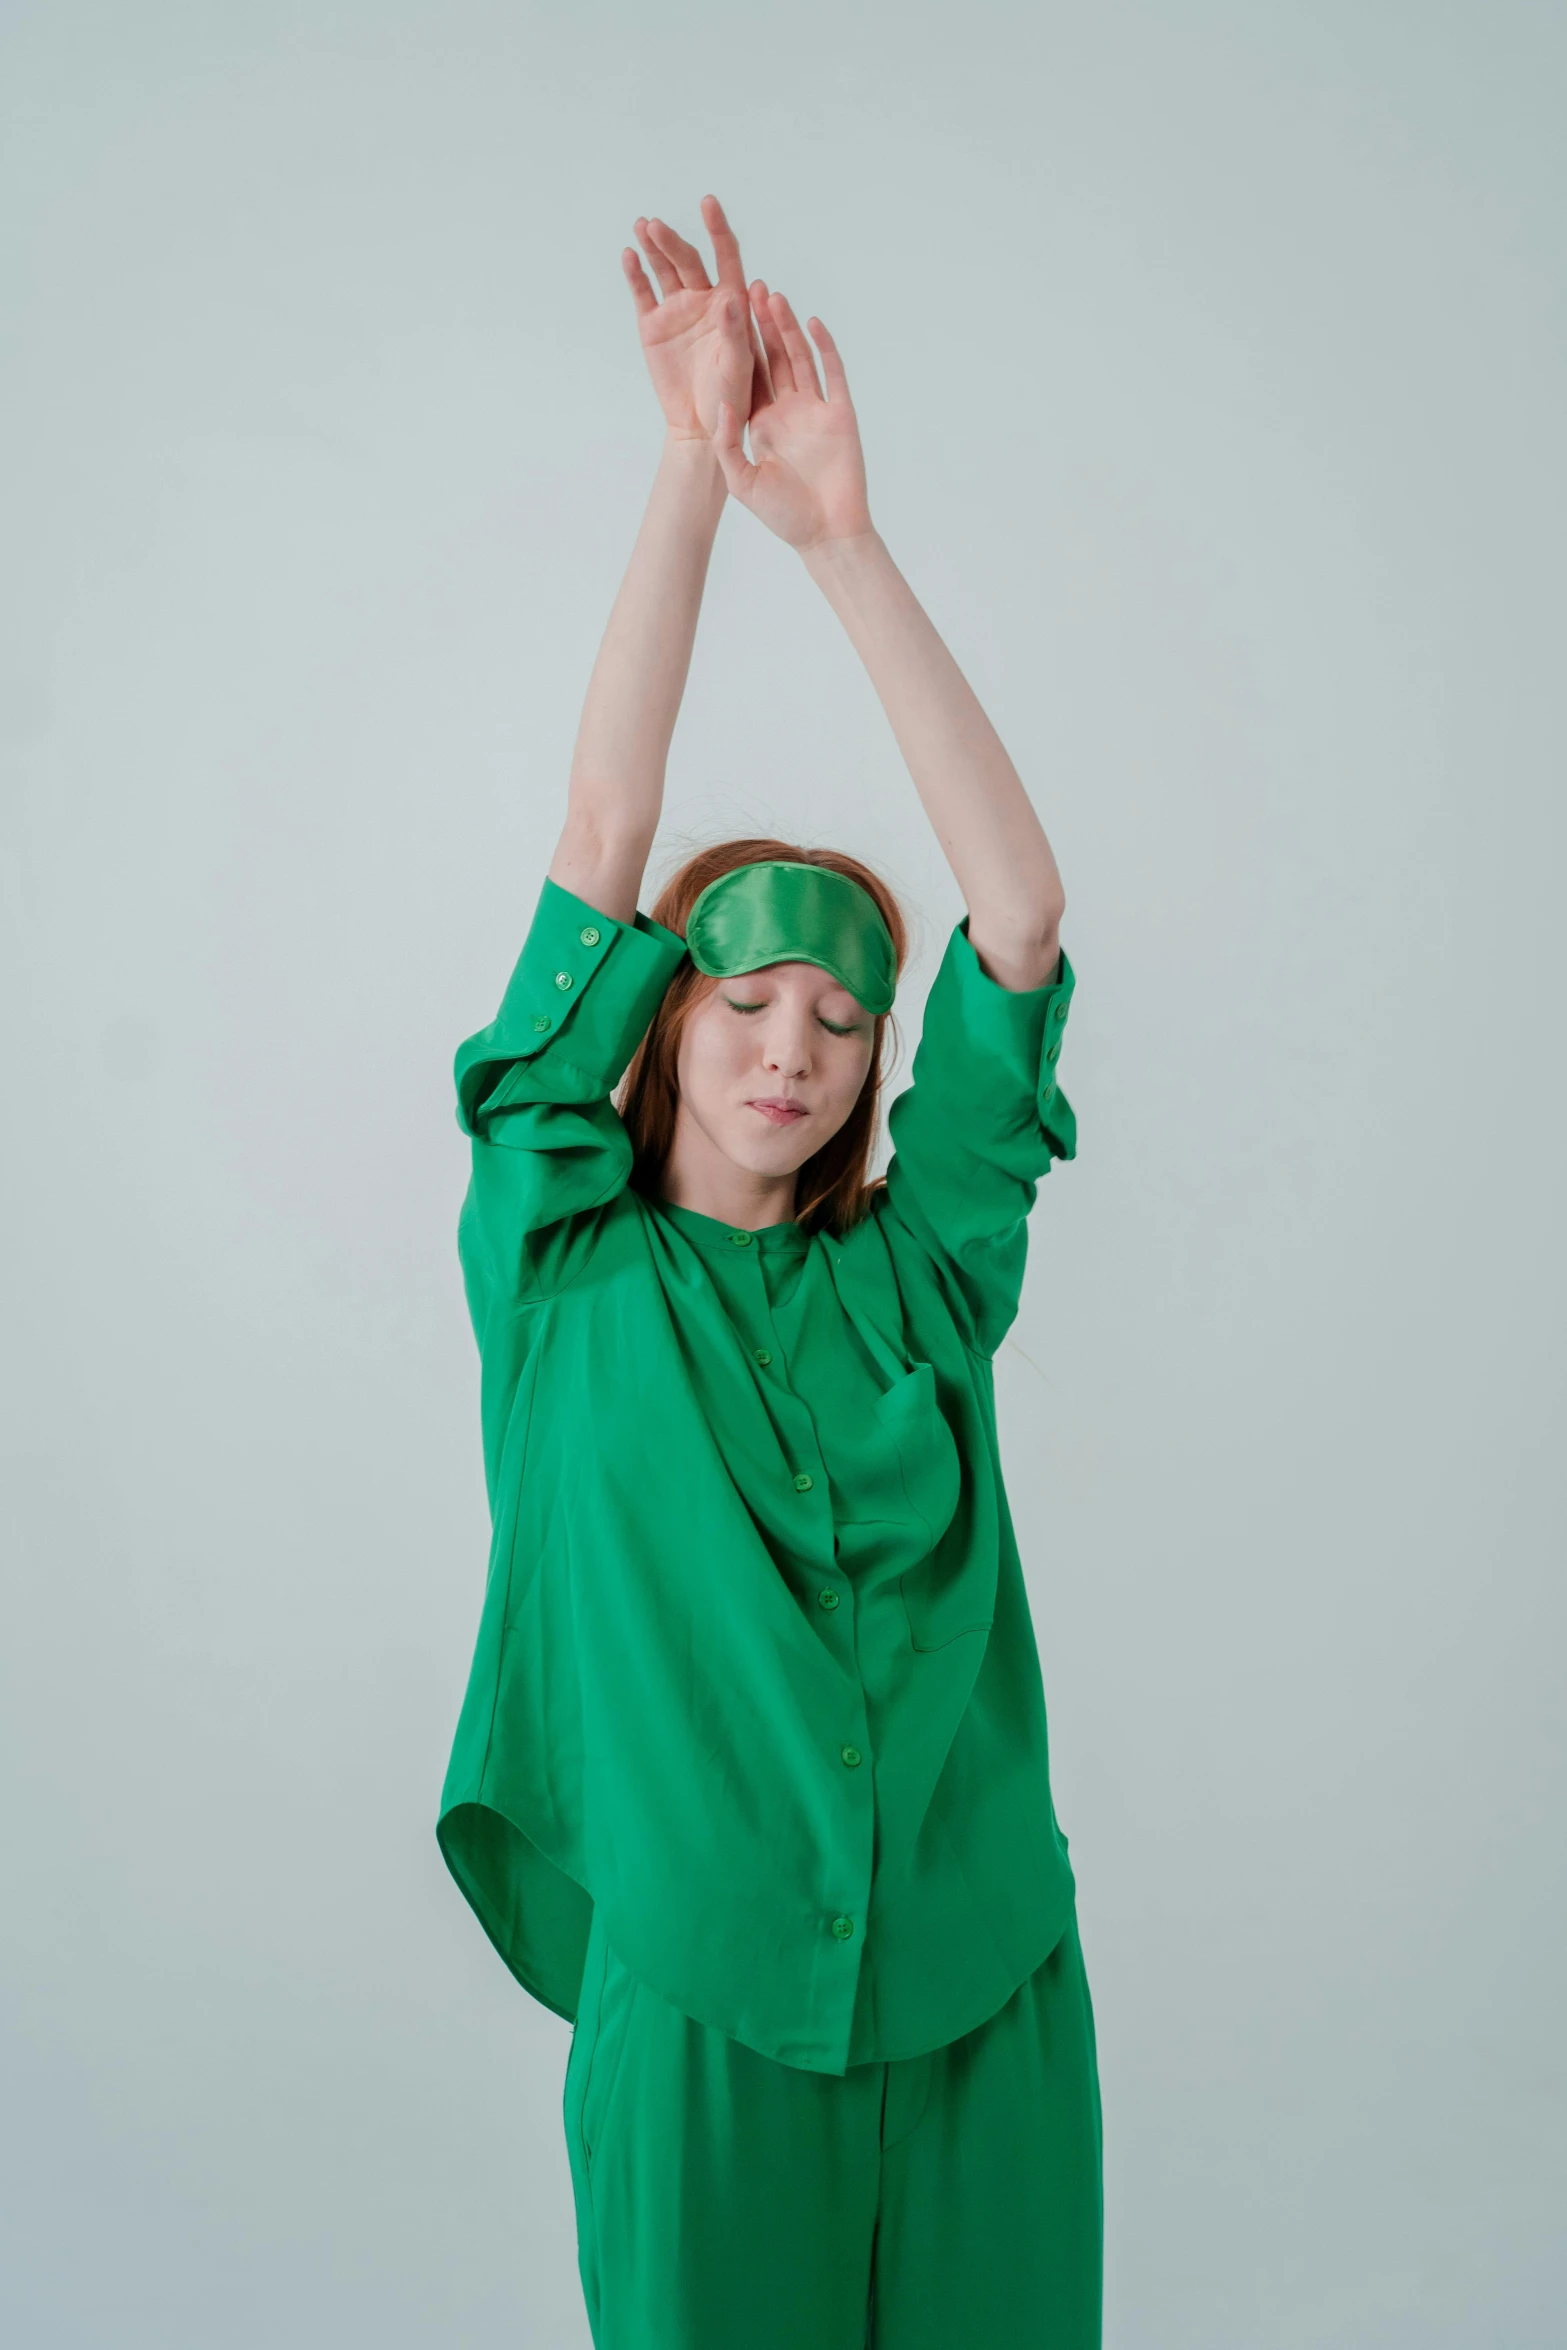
[826,1235,991,1651]
[879,1362,995,1652]
[868,1361,961,1548]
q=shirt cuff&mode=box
[937,918,1078,1161]
[455,875,689,1134]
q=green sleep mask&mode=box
[684,859,898,1015]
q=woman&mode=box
[438,194,1102,2349]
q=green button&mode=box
[579,925,600,946]
[831,1914,855,1941]
[840,1744,862,1769]
[1045,1039,1061,1063]
[817,1588,839,1611]
[753,1347,772,1367]
[532,1014,552,1032]
[554,970,574,991]
[792,1471,814,1493]
[729,1230,753,1247]
[1040,1080,1055,1104]
[1052,998,1068,1023]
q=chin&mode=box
[721,1121,823,1177]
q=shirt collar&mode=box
[651,1196,812,1258]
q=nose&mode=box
[762,1015,812,1079]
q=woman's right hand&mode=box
[711,288,873,551]
[623,195,769,444]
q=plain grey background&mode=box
[3,2,1564,2344]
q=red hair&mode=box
[617,838,909,1236]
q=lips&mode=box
[747,1098,809,1126]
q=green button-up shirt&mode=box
[438,875,1080,2076]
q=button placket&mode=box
[735,1241,846,1636]
[696,1225,874,2004]
[731,1241,785,1397]
[825,1751,877,1957]
[736,1246,826,1515]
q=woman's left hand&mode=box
[623,195,771,443]
[712,289,873,551]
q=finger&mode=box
[749,279,794,394]
[644,213,712,292]
[621,246,659,319]
[701,192,748,299]
[713,399,759,500]
[807,315,852,404]
[771,293,823,399]
[712,289,749,365]
[698,194,772,401]
[748,313,777,413]
[633,217,681,299]
[730,274,775,410]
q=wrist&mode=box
[662,425,720,464]
[799,523,884,577]
[657,428,727,515]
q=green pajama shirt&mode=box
[439,874,1099,2340]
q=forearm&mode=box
[801,529,1065,989]
[550,433,728,923]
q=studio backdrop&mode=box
[2,4,1563,2345]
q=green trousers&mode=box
[562,1903,1103,2349]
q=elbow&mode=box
[966,897,1067,993]
[1012,882,1068,970]
[549,811,657,926]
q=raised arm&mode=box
[548,195,767,925]
[712,286,1064,993]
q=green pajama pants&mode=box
[562,1904,1104,2349]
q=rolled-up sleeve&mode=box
[881,918,1077,1355]
[455,875,688,1309]
[458,876,687,1135]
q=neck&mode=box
[658,1110,800,1231]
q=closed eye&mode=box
[724,996,864,1038]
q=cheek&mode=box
[677,1008,747,1107]
[826,1042,875,1121]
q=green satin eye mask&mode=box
[684,860,898,1016]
